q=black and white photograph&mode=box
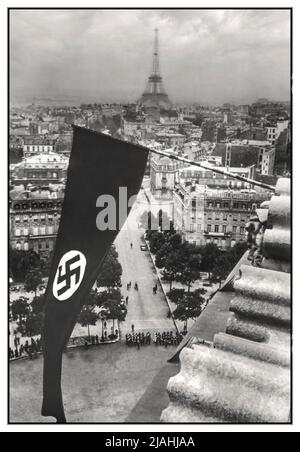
[5,4,294,431]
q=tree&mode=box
[176,243,202,292]
[85,289,101,307]
[24,269,43,297]
[211,254,233,287]
[155,233,182,269]
[229,241,248,263]
[209,242,248,287]
[77,290,101,338]
[161,242,202,292]
[149,231,166,254]
[31,294,47,315]
[109,245,120,261]
[200,244,222,280]
[78,307,99,339]
[40,250,54,277]
[167,232,182,248]
[104,298,127,335]
[168,288,206,332]
[162,248,184,291]
[9,249,41,282]
[96,246,123,290]
[96,288,123,307]
[96,288,127,336]
[19,312,44,337]
[10,296,30,324]
[155,242,172,269]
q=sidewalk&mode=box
[9,330,120,363]
[145,238,220,333]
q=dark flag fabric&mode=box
[42,125,148,423]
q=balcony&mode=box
[203,231,232,237]
[28,234,56,240]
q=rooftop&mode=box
[10,187,64,201]
[24,136,55,145]
[19,152,68,166]
[156,132,185,138]
[180,164,253,174]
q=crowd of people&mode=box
[83,330,119,348]
[154,331,182,346]
[9,336,42,360]
[125,332,152,348]
[10,329,120,360]
[125,329,182,349]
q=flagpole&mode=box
[148,148,276,192]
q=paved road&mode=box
[115,190,175,334]
[10,341,177,423]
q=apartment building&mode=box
[173,184,270,249]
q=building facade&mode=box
[23,137,56,156]
[150,154,181,198]
[179,165,255,189]
[201,120,226,143]
[10,190,64,257]
[266,126,277,146]
[173,185,270,249]
[12,152,68,187]
[155,132,186,147]
[222,142,275,175]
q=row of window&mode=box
[189,238,238,249]
[187,224,246,234]
[14,226,58,236]
[206,224,245,234]
[25,164,62,169]
[33,240,54,251]
[14,240,54,252]
[205,238,237,248]
[25,145,53,152]
[189,213,250,222]
[207,215,249,222]
[13,202,62,210]
[206,202,257,210]
[21,173,59,179]
[184,172,248,180]
[15,214,60,222]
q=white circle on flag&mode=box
[53,250,87,301]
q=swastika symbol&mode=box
[56,254,81,296]
[53,250,87,301]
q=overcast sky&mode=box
[10,9,291,105]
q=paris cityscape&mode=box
[9,9,291,425]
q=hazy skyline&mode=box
[10,9,291,105]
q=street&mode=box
[115,187,175,334]
[9,341,177,423]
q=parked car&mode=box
[140,244,147,251]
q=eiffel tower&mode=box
[139,28,172,109]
